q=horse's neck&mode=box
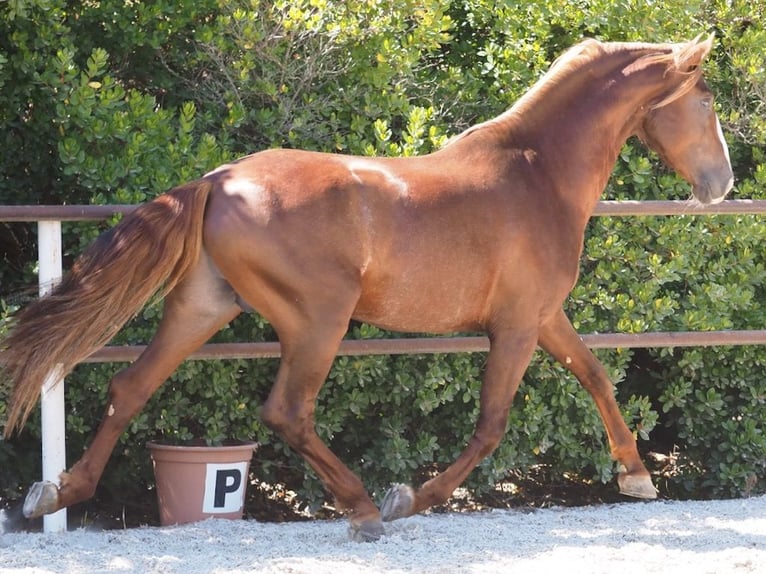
[489,53,666,220]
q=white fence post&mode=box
[37,221,67,533]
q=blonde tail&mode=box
[1,180,212,437]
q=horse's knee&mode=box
[260,397,284,432]
[261,398,314,448]
[473,419,507,459]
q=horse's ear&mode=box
[675,33,715,72]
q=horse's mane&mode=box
[445,35,709,146]
[626,36,708,109]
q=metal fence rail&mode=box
[84,330,766,363]
[2,199,766,221]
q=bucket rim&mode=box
[147,440,258,454]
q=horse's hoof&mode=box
[23,481,60,519]
[380,483,415,522]
[348,518,385,542]
[618,472,658,499]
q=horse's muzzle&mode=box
[692,170,734,205]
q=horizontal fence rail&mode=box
[2,199,766,221]
[84,330,766,363]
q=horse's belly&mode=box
[352,278,487,334]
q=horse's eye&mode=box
[701,97,713,110]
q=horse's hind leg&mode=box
[23,253,241,519]
[259,312,385,541]
[537,308,656,499]
[221,267,381,539]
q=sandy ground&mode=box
[1,495,765,574]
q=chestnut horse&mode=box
[2,35,732,540]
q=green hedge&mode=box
[1,0,764,513]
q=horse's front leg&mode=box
[381,326,539,522]
[537,308,656,499]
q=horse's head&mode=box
[636,35,734,204]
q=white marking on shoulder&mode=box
[359,252,373,276]
[347,159,409,198]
